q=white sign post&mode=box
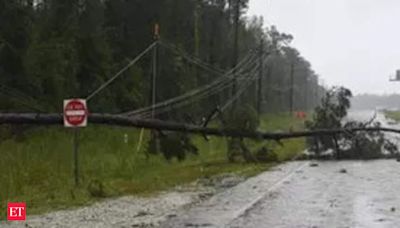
[63,99,88,186]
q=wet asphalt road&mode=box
[230,160,400,228]
[161,160,400,228]
[161,111,400,228]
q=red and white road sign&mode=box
[64,99,88,127]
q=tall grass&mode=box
[384,110,400,122]
[0,114,306,218]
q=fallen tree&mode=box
[1,113,400,141]
[306,86,398,159]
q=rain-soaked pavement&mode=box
[161,111,400,228]
[161,160,400,228]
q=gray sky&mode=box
[248,0,400,95]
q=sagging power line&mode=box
[121,49,260,118]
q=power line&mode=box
[131,60,258,119]
[0,89,46,112]
[129,49,270,120]
[86,41,158,102]
[0,84,48,112]
[220,64,261,113]
[138,54,263,120]
[159,40,258,80]
[121,51,258,117]
[159,40,226,76]
[138,64,260,119]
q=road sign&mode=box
[64,99,88,127]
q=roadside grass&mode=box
[383,110,400,122]
[0,113,306,219]
[260,113,306,132]
[256,113,307,161]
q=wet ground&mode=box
[161,111,400,228]
[162,160,400,228]
[0,174,246,228]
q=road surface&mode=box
[161,111,400,227]
[162,160,400,228]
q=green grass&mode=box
[260,113,306,132]
[384,110,400,122]
[0,113,306,219]
[257,113,307,161]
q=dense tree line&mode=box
[0,0,324,121]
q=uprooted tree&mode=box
[305,86,398,159]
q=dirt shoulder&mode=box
[0,173,246,228]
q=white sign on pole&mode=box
[63,99,88,127]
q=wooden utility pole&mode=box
[257,39,264,117]
[151,23,160,119]
[289,61,295,115]
[304,76,309,111]
[194,0,201,98]
[232,0,240,100]
[151,43,158,119]
[73,128,79,186]
[194,0,201,59]
[150,23,160,153]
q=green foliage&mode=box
[87,179,107,198]
[306,87,398,159]
[225,109,307,163]
[153,133,199,162]
[384,110,400,122]
[226,105,259,131]
[306,87,352,154]
[306,87,352,129]
[255,147,278,162]
[225,105,259,162]
[0,0,322,117]
[340,121,393,159]
[227,138,256,162]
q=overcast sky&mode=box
[248,0,400,95]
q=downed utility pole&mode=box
[2,113,400,141]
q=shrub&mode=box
[87,179,107,198]
[255,147,278,162]
[147,132,198,162]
